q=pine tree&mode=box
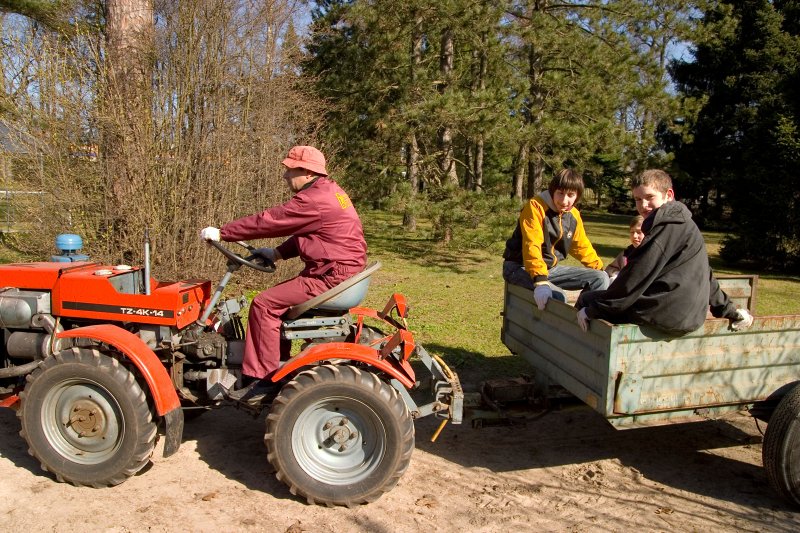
[504,0,678,198]
[671,0,800,268]
[304,0,690,238]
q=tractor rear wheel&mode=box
[265,364,414,506]
[763,383,800,507]
[18,347,158,487]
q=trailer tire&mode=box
[18,347,157,487]
[265,364,414,506]
[763,383,800,507]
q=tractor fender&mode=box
[57,324,183,457]
[272,342,416,388]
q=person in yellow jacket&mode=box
[502,168,609,310]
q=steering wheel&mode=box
[208,240,276,273]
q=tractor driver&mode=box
[200,145,367,404]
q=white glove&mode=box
[253,247,277,262]
[576,307,590,332]
[200,226,221,242]
[731,308,754,331]
[533,284,552,311]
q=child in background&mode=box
[605,215,645,284]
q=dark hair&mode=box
[547,168,584,200]
[629,215,644,229]
[632,169,672,194]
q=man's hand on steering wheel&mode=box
[253,247,278,263]
[200,226,221,242]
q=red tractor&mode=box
[0,239,462,505]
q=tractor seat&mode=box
[284,261,382,320]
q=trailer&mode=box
[501,276,800,507]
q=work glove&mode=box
[533,284,552,311]
[576,307,589,332]
[253,247,277,262]
[731,308,754,331]
[200,226,221,242]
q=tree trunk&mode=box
[103,0,154,247]
[527,157,544,198]
[524,36,547,199]
[403,133,419,231]
[403,11,423,231]
[474,135,484,191]
[508,10,549,200]
[464,144,474,191]
[438,27,458,186]
[468,32,487,192]
[512,141,528,199]
[512,37,545,200]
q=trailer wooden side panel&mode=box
[501,280,800,428]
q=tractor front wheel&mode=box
[18,347,158,487]
[265,365,414,506]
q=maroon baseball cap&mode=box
[282,145,328,176]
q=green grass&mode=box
[359,210,530,382]
[356,208,800,383]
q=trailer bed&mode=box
[501,278,800,428]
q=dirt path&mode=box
[0,400,798,532]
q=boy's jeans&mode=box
[502,261,609,301]
[547,264,610,291]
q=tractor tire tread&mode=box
[265,364,414,507]
[17,347,157,487]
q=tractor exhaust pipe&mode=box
[144,227,152,295]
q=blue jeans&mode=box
[502,261,609,298]
[547,264,609,291]
[502,261,567,302]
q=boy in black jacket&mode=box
[575,169,753,335]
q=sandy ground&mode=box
[1,393,799,532]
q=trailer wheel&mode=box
[763,383,800,507]
[18,347,157,487]
[265,365,414,506]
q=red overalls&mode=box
[220,177,367,378]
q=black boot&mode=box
[227,377,279,405]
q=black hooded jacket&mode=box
[581,201,737,335]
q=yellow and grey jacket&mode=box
[502,191,603,284]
